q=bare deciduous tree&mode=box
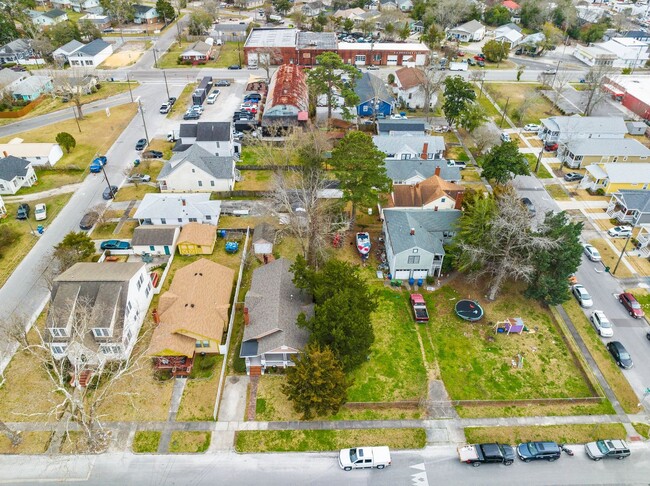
[254,47,281,83]
[551,70,572,109]
[582,64,614,116]
[513,92,540,128]
[472,124,501,154]
[418,66,447,121]
[429,0,473,30]
[48,67,99,120]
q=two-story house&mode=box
[133,193,222,226]
[67,39,113,67]
[174,122,240,157]
[539,116,628,144]
[0,155,38,195]
[393,67,437,110]
[46,262,154,367]
[580,162,650,194]
[385,159,461,185]
[133,4,159,24]
[373,134,446,160]
[386,172,464,210]
[0,39,33,65]
[158,144,236,193]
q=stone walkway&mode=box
[113,200,136,235]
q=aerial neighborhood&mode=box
[2,0,650,482]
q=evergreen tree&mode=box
[480,141,530,185]
[442,76,476,127]
[53,232,96,272]
[306,52,361,119]
[56,132,76,153]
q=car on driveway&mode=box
[34,203,47,221]
[564,172,584,182]
[142,150,163,159]
[516,442,561,462]
[520,197,536,216]
[572,284,593,308]
[606,341,633,369]
[135,138,147,151]
[16,203,30,220]
[523,124,541,132]
[102,185,118,200]
[583,243,601,261]
[618,292,644,318]
[184,111,200,120]
[608,226,632,238]
[100,240,131,250]
[544,142,558,152]
[585,440,630,461]
[128,173,151,183]
[500,132,511,142]
[215,79,231,87]
[79,211,99,230]
[590,310,613,337]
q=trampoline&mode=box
[455,299,484,322]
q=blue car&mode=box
[100,240,131,250]
[89,156,107,173]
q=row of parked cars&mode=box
[15,203,46,221]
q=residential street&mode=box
[0,444,648,485]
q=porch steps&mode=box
[249,366,262,377]
[70,370,93,388]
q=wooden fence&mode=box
[0,96,45,119]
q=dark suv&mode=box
[585,440,630,461]
[517,441,561,462]
[16,203,30,220]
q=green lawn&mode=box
[169,432,211,453]
[132,431,161,453]
[157,42,243,69]
[18,167,85,195]
[235,428,426,453]
[484,83,561,126]
[465,423,627,444]
[167,83,197,119]
[113,184,158,202]
[546,183,571,201]
[91,221,137,240]
[524,153,553,179]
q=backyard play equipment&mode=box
[455,299,484,322]
[494,317,527,335]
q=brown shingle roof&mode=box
[178,223,217,247]
[149,259,235,357]
[395,67,426,91]
[390,175,464,207]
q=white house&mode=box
[382,209,461,279]
[0,155,38,195]
[67,39,113,67]
[133,193,222,226]
[51,0,72,9]
[0,195,6,218]
[130,225,180,256]
[175,122,240,157]
[373,134,446,160]
[46,262,154,366]
[29,8,69,26]
[574,38,649,68]
[393,67,437,110]
[133,4,159,24]
[0,68,28,93]
[0,139,63,166]
[539,116,628,144]
[53,39,85,63]
[0,39,33,65]
[448,20,486,42]
[69,0,100,12]
[494,24,523,48]
[158,144,236,193]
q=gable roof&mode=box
[385,159,460,183]
[178,222,217,246]
[451,20,484,34]
[566,138,650,157]
[253,222,276,245]
[616,189,650,213]
[389,174,463,207]
[373,134,446,155]
[590,162,650,184]
[0,155,31,181]
[0,68,24,88]
[240,259,312,358]
[131,225,179,246]
[159,144,234,180]
[149,259,235,357]
[395,67,426,91]
[383,209,461,255]
[133,193,221,221]
[0,39,31,55]
[44,8,67,18]
[183,40,211,56]
[502,0,520,10]
[542,116,628,135]
[179,122,231,141]
[134,3,156,14]
[355,72,393,103]
[11,76,51,95]
[78,39,111,56]
[55,39,84,55]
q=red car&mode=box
[457,50,465,56]
[619,292,645,318]
[544,142,558,151]
[474,54,485,61]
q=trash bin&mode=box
[134,159,140,166]
[605,266,610,273]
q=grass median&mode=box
[465,423,627,445]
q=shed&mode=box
[253,222,276,255]
[626,121,648,136]
[177,222,217,255]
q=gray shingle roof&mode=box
[542,116,628,135]
[183,40,211,55]
[44,8,66,18]
[159,144,234,180]
[0,39,31,55]
[385,159,460,183]
[373,134,446,156]
[197,122,231,141]
[131,225,179,246]
[355,72,393,103]
[565,138,650,157]
[253,222,276,244]
[452,20,484,34]
[240,258,312,358]
[134,3,155,14]
[617,190,650,213]
[0,155,31,181]
[78,39,111,56]
[56,39,84,55]
[377,119,426,134]
[384,209,461,255]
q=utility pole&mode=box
[72,105,81,133]
[500,97,510,128]
[613,230,634,275]
[162,69,171,99]
[152,47,159,68]
[126,72,134,102]
[534,146,543,173]
[100,160,115,199]
[138,99,150,142]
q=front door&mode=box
[164,245,170,255]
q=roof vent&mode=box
[309,40,317,46]
[191,304,195,308]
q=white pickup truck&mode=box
[338,446,392,471]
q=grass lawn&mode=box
[113,184,159,202]
[128,159,165,181]
[235,428,426,453]
[237,170,273,191]
[168,83,197,119]
[462,169,481,182]
[546,183,571,201]
[465,423,627,445]
[474,89,502,126]
[484,83,561,126]
[214,42,244,68]
[562,299,641,414]
[586,238,633,279]
[632,423,650,439]
[524,153,553,179]
[419,281,595,402]
[18,167,85,195]
[169,431,211,453]
[176,355,223,421]
[0,104,138,178]
[132,431,161,453]
[90,221,138,240]
[146,139,174,160]
[0,432,52,454]
[158,42,243,69]
[0,193,72,288]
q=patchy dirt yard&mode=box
[101,42,147,68]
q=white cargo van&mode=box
[338,446,391,471]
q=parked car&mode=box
[582,244,602,262]
[618,292,644,318]
[79,211,99,230]
[89,155,108,173]
[516,442,561,462]
[458,443,515,466]
[544,142,558,152]
[102,185,118,200]
[474,54,485,61]
[564,172,584,182]
[142,150,163,159]
[467,58,476,66]
[608,226,632,238]
[100,240,131,250]
[135,138,147,151]
[520,197,536,216]
[477,60,485,67]
[572,284,593,308]
[184,111,200,120]
[34,203,47,221]
[500,132,511,142]
[447,160,467,169]
[206,90,220,104]
[244,93,262,102]
[168,97,177,105]
[215,79,231,87]
[128,173,151,183]
[543,68,558,75]
[190,105,204,114]
[607,341,633,369]
[228,64,242,70]
[590,310,613,337]
[523,124,541,132]
[159,102,171,114]
[585,440,630,461]
[338,446,391,470]
[16,203,30,220]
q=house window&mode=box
[49,328,67,338]
[408,255,420,264]
[150,245,155,251]
[126,301,133,314]
[401,154,411,159]
[374,54,381,62]
[441,197,446,202]
[408,93,412,100]
[210,180,215,186]
[178,218,183,223]
[206,215,212,220]
[202,340,209,347]
[161,218,166,224]
[443,231,455,238]
[195,340,209,348]
[145,285,151,298]
[192,168,195,173]
[92,328,110,338]
[198,181,203,187]
[51,344,67,355]
[189,218,197,222]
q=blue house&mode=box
[11,76,53,101]
[355,72,394,118]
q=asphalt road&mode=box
[0,444,648,485]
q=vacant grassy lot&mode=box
[176,355,223,421]
[214,42,244,68]
[562,299,642,414]
[465,423,627,444]
[18,166,85,195]
[237,170,273,191]
[417,282,595,403]
[168,83,197,119]
[169,431,211,453]
[128,158,165,181]
[235,428,426,453]
[114,184,158,202]
[546,183,571,200]
[524,153,553,179]
[0,193,72,287]
[132,431,162,453]
[484,83,561,126]
[0,431,52,454]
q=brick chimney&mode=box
[152,309,160,325]
[243,307,250,325]
[410,228,415,235]
[454,191,464,210]
[420,143,428,160]
[2,151,7,158]
[434,166,441,176]
[181,199,186,206]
